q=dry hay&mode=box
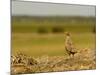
[11,48,96,74]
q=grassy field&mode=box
[12,16,95,33]
[12,16,96,57]
[12,33,95,57]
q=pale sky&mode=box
[12,1,96,16]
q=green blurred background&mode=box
[12,16,96,57]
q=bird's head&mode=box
[65,32,70,36]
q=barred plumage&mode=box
[65,32,77,56]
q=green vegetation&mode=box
[12,16,96,57]
[12,16,96,33]
[12,33,95,57]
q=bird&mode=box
[65,32,77,57]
